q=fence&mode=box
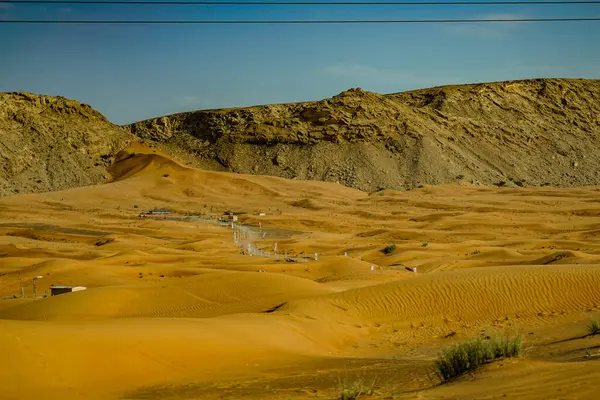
[161,215,309,262]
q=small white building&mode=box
[50,286,87,296]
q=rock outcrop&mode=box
[2,78,600,196]
[0,92,132,195]
[129,78,600,191]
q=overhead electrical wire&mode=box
[1,0,600,4]
[1,17,599,22]
[1,0,598,24]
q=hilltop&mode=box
[2,78,600,195]
[0,92,133,196]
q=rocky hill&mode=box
[0,92,133,196]
[129,78,600,191]
[2,78,600,196]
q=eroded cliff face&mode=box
[128,79,600,191]
[0,92,133,195]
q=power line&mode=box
[1,17,599,22]
[2,0,600,4]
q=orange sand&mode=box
[1,144,599,399]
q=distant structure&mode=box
[50,286,87,296]
[222,210,238,222]
[138,208,172,218]
[147,208,171,215]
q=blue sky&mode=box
[0,1,599,124]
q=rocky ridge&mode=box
[129,78,600,191]
[2,78,600,195]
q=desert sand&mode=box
[1,143,599,399]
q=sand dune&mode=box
[281,265,600,333]
[2,144,600,399]
[0,315,340,400]
[0,270,334,320]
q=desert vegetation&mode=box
[381,243,396,255]
[338,377,377,400]
[588,319,600,336]
[435,335,523,382]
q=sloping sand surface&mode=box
[281,265,600,339]
[0,316,342,400]
[0,270,334,320]
[416,359,600,399]
[2,143,600,399]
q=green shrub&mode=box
[339,384,362,400]
[490,335,523,359]
[381,244,396,255]
[435,335,522,382]
[337,377,376,400]
[588,320,600,336]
